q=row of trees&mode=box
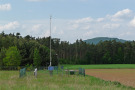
[0,32,135,68]
[0,46,50,68]
[0,32,58,68]
[57,40,135,64]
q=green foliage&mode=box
[39,46,50,66]
[25,64,33,71]
[0,32,135,66]
[102,52,112,64]
[3,46,21,67]
[0,47,6,66]
[116,47,124,63]
[33,48,41,67]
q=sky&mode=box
[0,0,135,43]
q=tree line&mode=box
[0,32,135,68]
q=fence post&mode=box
[34,68,37,78]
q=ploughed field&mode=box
[86,69,135,88]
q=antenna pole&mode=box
[50,16,52,66]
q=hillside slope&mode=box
[84,37,128,44]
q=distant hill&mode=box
[84,37,128,44]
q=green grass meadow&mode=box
[0,68,134,90]
[63,64,135,69]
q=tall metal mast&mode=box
[50,16,52,66]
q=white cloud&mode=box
[71,24,79,30]
[113,9,131,18]
[21,23,46,37]
[97,18,104,22]
[119,32,132,37]
[2,9,135,43]
[103,24,120,29]
[44,30,50,37]
[111,9,132,21]
[68,17,92,30]
[59,30,64,35]
[129,17,135,27]
[0,4,11,11]
[83,31,94,37]
[0,21,20,31]
[29,9,135,42]
[82,25,91,30]
[32,24,43,32]
[74,17,93,23]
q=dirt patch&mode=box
[86,69,135,88]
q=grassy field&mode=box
[0,70,134,90]
[63,64,135,69]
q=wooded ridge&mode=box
[84,37,128,44]
[0,32,135,68]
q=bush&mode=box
[25,64,33,71]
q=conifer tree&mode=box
[33,48,41,67]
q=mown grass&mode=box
[0,70,134,90]
[63,64,135,69]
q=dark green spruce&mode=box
[0,32,135,68]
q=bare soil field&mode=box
[86,69,135,88]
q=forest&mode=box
[0,32,135,68]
